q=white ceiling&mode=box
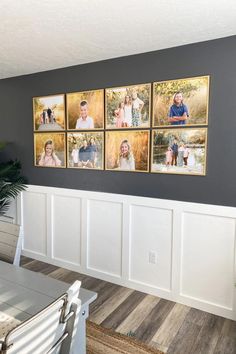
[0,0,236,79]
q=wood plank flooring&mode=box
[20,257,236,354]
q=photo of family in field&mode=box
[106,130,149,172]
[34,133,66,168]
[67,89,104,130]
[67,132,104,170]
[106,84,151,129]
[33,95,65,131]
[151,128,207,175]
[153,76,209,127]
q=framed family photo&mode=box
[34,133,66,168]
[105,83,151,129]
[67,132,104,170]
[151,128,207,175]
[33,94,65,131]
[153,76,210,127]
[67,89,104,130]
[105,130,150,173]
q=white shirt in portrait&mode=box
[132,97,144,110]
[118,155,135,170]
[75,116,94,129]
[124,105,132,126]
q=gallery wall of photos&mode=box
[33,75,209,176]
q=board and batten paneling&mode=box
[52,194,82,266]
[20,185,236,320]
[130,204,173,292]
[22,191,47,256]
[179,211,236,318]
[87,199,123,277]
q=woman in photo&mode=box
[178,142,185,167]
[118,139,135,171]
[88,137,98,168]
[38,140,61,167]
[183,144,190,166]
[168,92,189,125]
[123,95,132,127]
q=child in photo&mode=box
[114,102,125,128]
[75,100,94,129]
[71,143,79,167]
[168,92,189,125]
[118,140,135,171]
[38,140,61,167]
[132,91,144,127]
[165,146,172,166]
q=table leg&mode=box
[72,304,89,354]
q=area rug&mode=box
[86,321,164,354]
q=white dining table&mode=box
[0,260,97,354]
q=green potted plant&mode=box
[0,142,27,215]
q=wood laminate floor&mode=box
[20,257,236,354]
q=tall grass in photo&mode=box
[106,84,151,128]
[153,76,209,126]
[34,133,66,166]
[33,95,65,130]
[67,89,104,129]
[106,130,149,172]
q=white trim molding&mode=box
[20,185,236,320]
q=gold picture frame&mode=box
[105,83,151,129]
[34,132,66,168]
[105,130,150,173]
[67,89,104,130]
[33,94,65,131]
[67,132,104,170]
[151,127,208,176]
[152,75,210,128]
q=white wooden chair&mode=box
[0,220,21,265]
[0,280,81,354]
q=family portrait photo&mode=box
[33,94,65,131]
[67,89,104,130]
[105,130,149,172]
[151,128,207,175]
[67,132,104,170]
[153,76,209,127]
[106,83,151,129]
[34,133,66,168]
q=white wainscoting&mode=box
[19,185,236,320]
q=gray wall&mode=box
[0,36,236,207]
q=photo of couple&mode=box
[67,132,104,170]
[151,128,207,175]
[67,89,104,130]
[106,83,151,129]
[33,94,65,131]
